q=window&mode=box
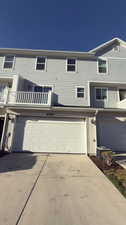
[113,45,120,52]
[96,88,107,100]
[36,57,46,70]
[3,55,14,69]
[34,86,52,92]
[98,59,107,73]
[67,58,76,72]
[76,87,84,98]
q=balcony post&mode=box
[4,87,9,104]
[8,91,17,104]
[47,91,52,106]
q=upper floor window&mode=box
[76,87,84,98]
[36,56,46,71]
[96,88,107,100]
[3,55,14,69]
[98,59,107,74]
[67,58,76,72]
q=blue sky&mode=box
[0,0,126,51]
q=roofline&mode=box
[1,37,125,57]
[0,47,95,59]
[89,37,126,53]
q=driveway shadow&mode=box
[0,153,37,173]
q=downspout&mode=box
[95,109,99,150]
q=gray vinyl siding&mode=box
[0,56,89,106]
[7,56,91,106]
[0,43,126,107]
[97,112,126,152]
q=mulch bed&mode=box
[90,155,123,172]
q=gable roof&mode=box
[89,37,126,53]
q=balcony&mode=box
[0,91,53,107]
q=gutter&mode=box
[0,48,95,59]
[5,105,126,113]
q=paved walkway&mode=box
[0,153,126,225]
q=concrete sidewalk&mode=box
[114,153,126,169]
[0,154,126,225]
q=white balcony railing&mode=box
[7,91,52,106]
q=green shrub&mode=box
[105,169,126,198]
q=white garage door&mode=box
[98,119,126,152]
[13,117,87,154]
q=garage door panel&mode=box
[13,117,86,154]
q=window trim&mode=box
[66,58,77,73]
[35,56,47,72]
[76,86,85,98]
[3,55,15,70]
[97,57,108,75]
[95,87,108,101]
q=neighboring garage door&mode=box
[98,118,126,152]
[12,117,87,154]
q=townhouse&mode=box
[0,37,126,154]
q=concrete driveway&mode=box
[0,154,126,225]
